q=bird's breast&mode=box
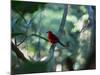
[48,34,58,44]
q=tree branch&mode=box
[16,33,48,46]
[84,6,96,69]
[47,4,68,61]
[11,41,28,62]
[17,36,27,46]
[58,4,68,34]
[29,34,48,41]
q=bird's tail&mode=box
[58,41,66,47]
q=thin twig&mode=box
[17,33,48,46]
[17,17,34,46]
[17,36,27,46]
[14,8,27,24]
[29,34,48,41]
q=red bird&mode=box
[47,31,65,47]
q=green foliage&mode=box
[16,61,48,74]
[12,1,46,15]
[11,1,95,74]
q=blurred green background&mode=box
[11,1,96,74]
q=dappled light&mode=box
[11,1,96,74]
